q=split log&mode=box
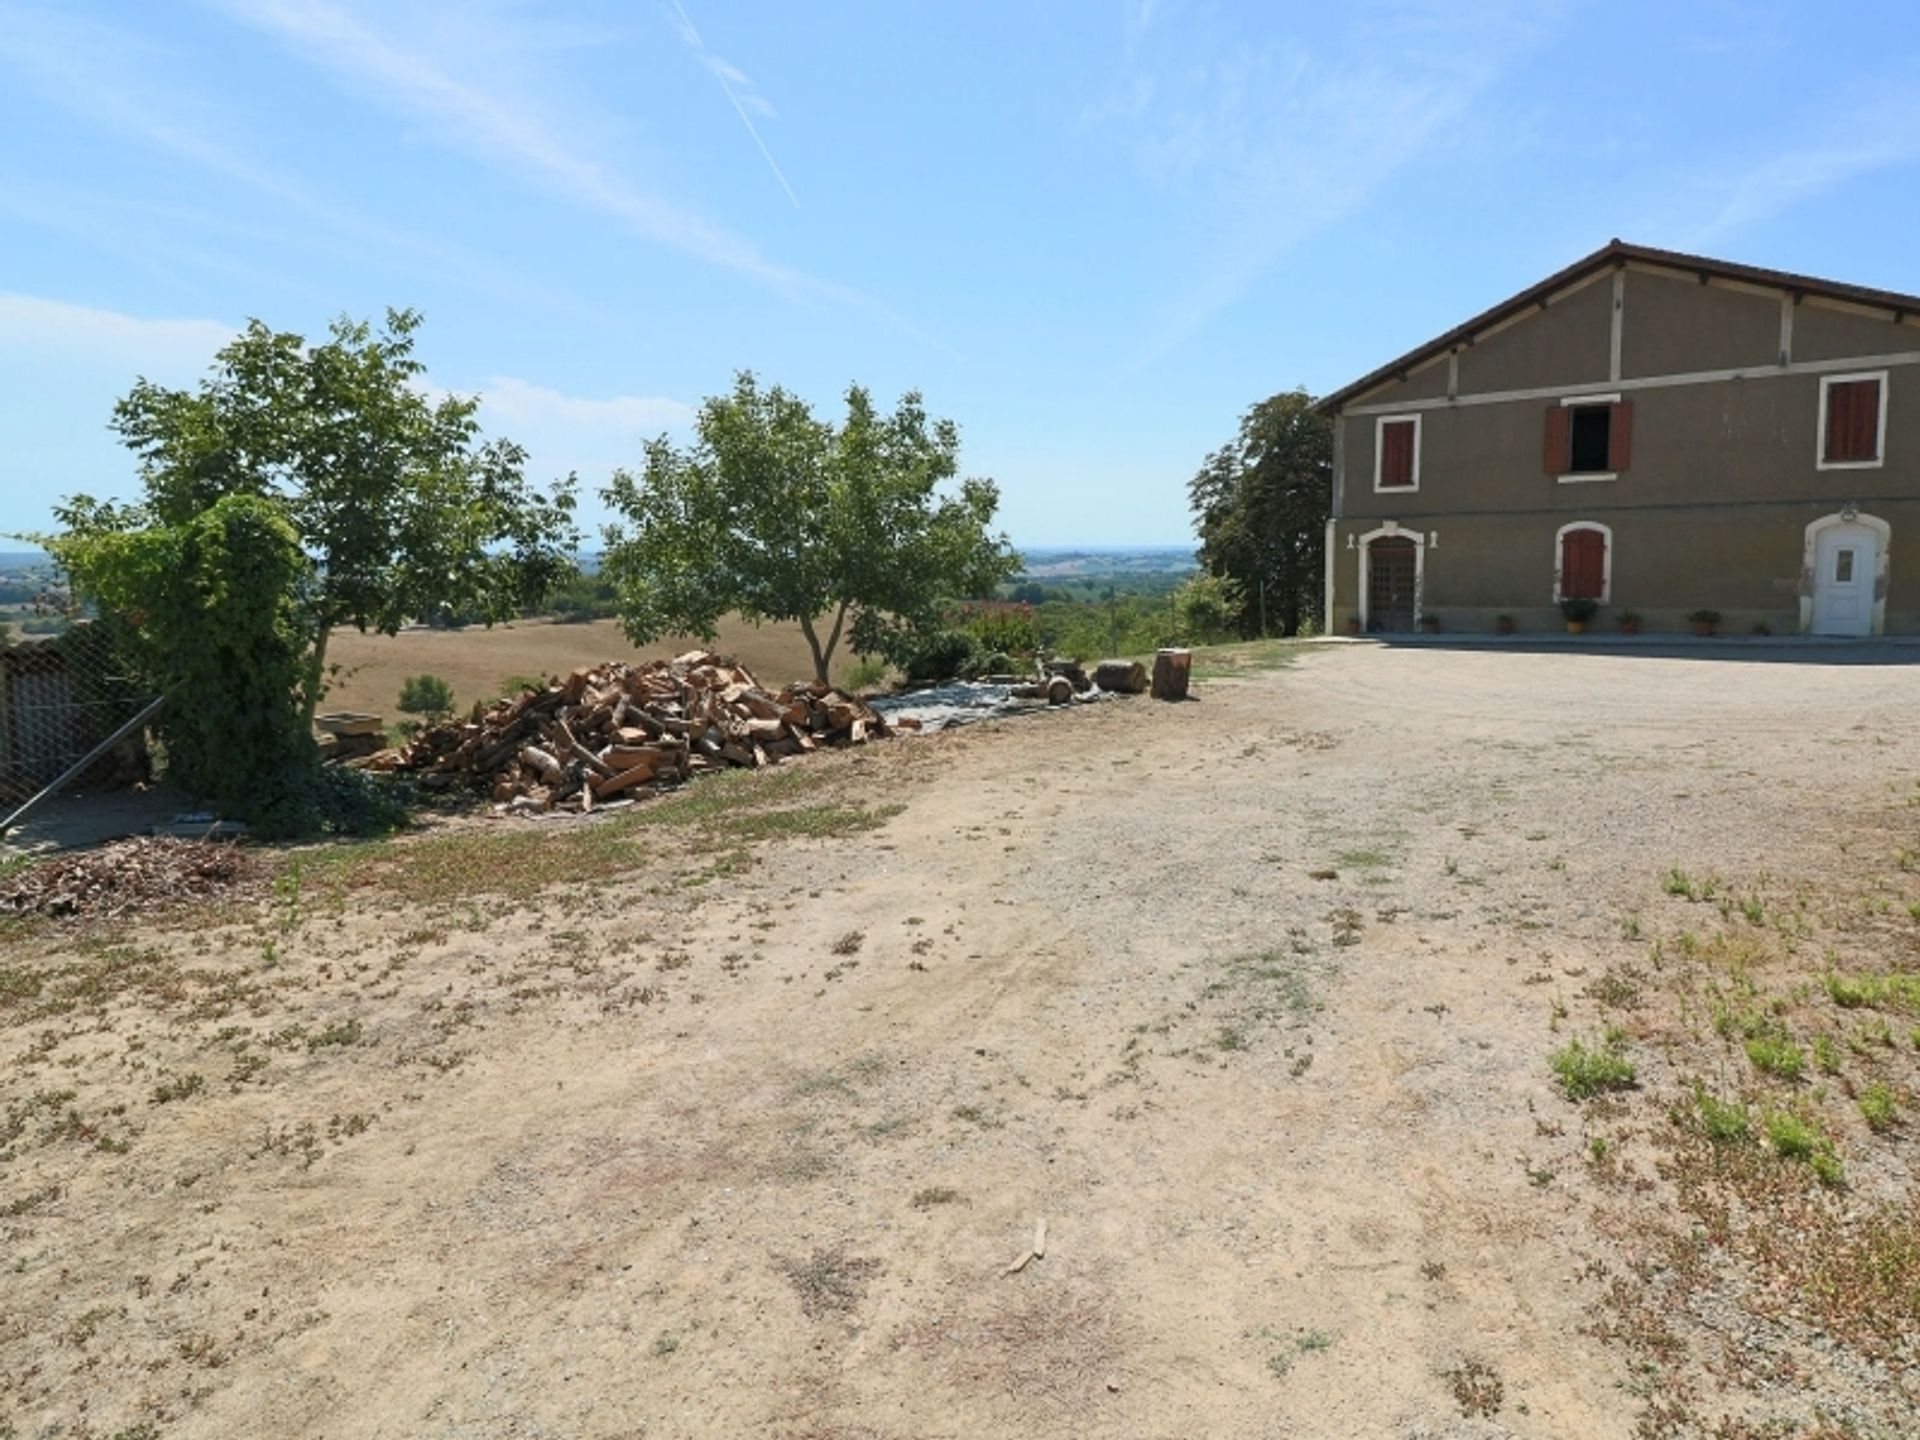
[1094,659,1148,694]
[602,743,669,769]
[519,744,567,786]
[592,759,662,799]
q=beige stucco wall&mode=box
[1454,272,1613,395]
[1342,363,1920,525]
[1620,268,1780,377]
[1793,301,1919,363]
[1328,500,1920,636]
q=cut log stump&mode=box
[1150,648,1191,702]
[1094,659,1147,694]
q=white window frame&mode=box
[1816,370,1888,470]
[1372,413,1421,493]
[1552,521,1612,605]
[1557,392,1619,484]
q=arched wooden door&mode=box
[1366,536,1418,631]
[1559,527,1607,601]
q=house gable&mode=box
[1319,240,1920,416]
[1454,270,1613,396]
[1794,300,1920,363]
[1619,266,1781,377]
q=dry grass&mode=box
[297,764,903,908]
[323,614,836,719]
[1569,862,1920,1432]
[903,1276,1123,1415]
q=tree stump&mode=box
[1150,648,1191,701]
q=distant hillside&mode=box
[1014,545,1197,579]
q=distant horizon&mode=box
[1,540,1200,563]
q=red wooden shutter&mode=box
[1380,420,1415,487]
[1544,406,1570,475]
[1560,529,1605,600]
[1827,380,1880,462]
[1608,400,1633,472]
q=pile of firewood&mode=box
[366,651,896,814]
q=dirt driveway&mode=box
[4,644,1917,1438]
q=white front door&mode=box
[1811,523,1878,636]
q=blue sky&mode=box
[4,1,1920,548]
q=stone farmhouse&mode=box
[1318,241,1920,636]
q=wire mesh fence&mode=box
[0,622,157,806]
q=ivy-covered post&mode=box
[49,495,320,829]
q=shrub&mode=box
[903,629,976,684]
[1696,1090,1752,1144]
[1762,1107,1844,1184]
[546,572,618,623]
[845,656,890,691]
[958,650,1016,680]
[1744,1031,1806,1080]
[1825,970,1920,1011]
[253,766,414,839]
[1172,573,1244,645]
[1550,1035,1637,1100]
[955,603,1038,657]
[1860,1082,1899,1132]
[499,673,550,698]
[398,673,456,723]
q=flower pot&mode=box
[1420,621,1440,634]
[1495,619,1514,635]
[1565,621,1585,635]
[1618,621,1640,636]
[1345,616,1362,635]
[1691,623,1713,637]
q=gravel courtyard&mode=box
[3,642,1916,1438]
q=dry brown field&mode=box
[323,615,836,719]
[3,640,1917,1438]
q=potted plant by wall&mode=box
[1616,610,1641,636]
[1751,620,1772,637]
[1419,612,1441,634]
[1688,608,1721,637]
[1345,615,1362,636]
[1558,597,1599,634]
[1495,614,1514,634]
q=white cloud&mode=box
[478,377,692,438]
[0,293,233,372]
[0,2,538,302]
[1094,0,1569,364]
[1673,89,1920,248]
[211,0,826,294]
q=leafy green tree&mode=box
[65,308,578,722]
[397,673,456,723]
[1189,389,1332,636]
[601,372,1018,685]
[1172,572,1244,644]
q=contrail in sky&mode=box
[669,0,802,211]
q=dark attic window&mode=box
[1567,404,1612,473]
